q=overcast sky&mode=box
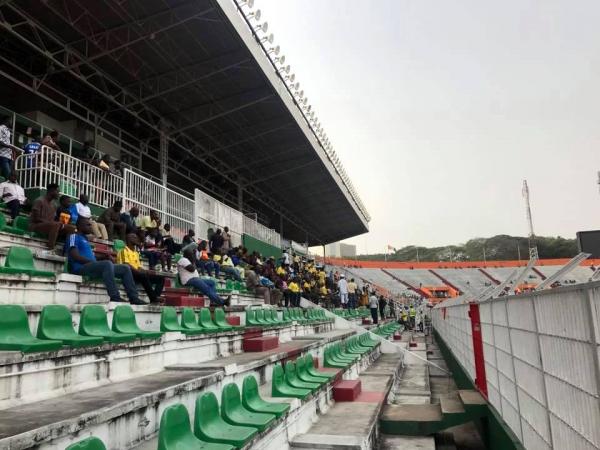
[259,0,600,254]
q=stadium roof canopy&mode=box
[0,0,369,245]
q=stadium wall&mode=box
[242,234,281,260]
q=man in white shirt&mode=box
[0,116,14,179]
[0,174,26,222]
[75,194,108,240]
[338,274,349,308]
[177,245,230,306]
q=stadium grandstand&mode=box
[0,1,597,450]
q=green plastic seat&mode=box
[242,375,290,418]
[180,307,209,333]
[157,403,234,450]
[214,308,237,330]
[0,214,25,236]
[13,216,29,232]
[79,305,136,343]
[198,308,220,332]
[254,309,270,326]
[113,239,126,252]
[271,364,310,400]
[284,361,319,392]
[37,305,103,348]
[324,346,348,369]
[295,356,327,385]
[0,246,54,277]
[282,308,292,322]
[221,383,276,432]
[305,354,336,380]
[194,392,257,448]
[264,309,279,325]
[65,436,106,450]
[111,305,163,340]
[246,309,259,326]
[0,305,62,352]
[161,307,202,335]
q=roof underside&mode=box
[0,0,369,245]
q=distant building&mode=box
[325,242,356,258]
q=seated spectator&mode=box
[55,195,74,225]
[220,254,242,281]
[182,229,195,246]
[120,206,139,235]
[196,240,219,277]
[209,228,224,254]
[276,262,287,277]
[117,233,164,303]
[0,174,26,222]
[29,183,76,250]
[142,228,170,271]
[161,224,180,256]
[66,218,144,304]
[23,135,41,168]
[245,266,270,304]
[136,209,160,234]
[75,194,108,240]
[98,200,127,241]
[41,130,61,151]
[177,245,230,306]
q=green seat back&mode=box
[282,308,290,321]
[194,392,257,447]
[14,216,29,232]
[5,246,35,271]
[160,307,184,332]
[198,308,218,329]
[241,375,289,419]
[221,382,275,431]
[112,305,141,334]
[113,239,125,252]
[180,308,201,330]
[225,279,234,290]
[37,305,103,347]
[172,253,182,264]
[79,305,136,343]
[0,304,63,352]
[65,436,106,450]
[271,364,310,400]
[214,308,230,327]
[157,403,224,450]
[246,309,257,326]
[269,310,280,324]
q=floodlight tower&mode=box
[522,180,538,259]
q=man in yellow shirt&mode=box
[288,278,301,307]
[117,233,165,303]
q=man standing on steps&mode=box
[338,274,348,308]
[117,233,165,304]
[66,218,145,304]
[347,277,357,309]
[369,291,379,324]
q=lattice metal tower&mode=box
[522,180,538,259]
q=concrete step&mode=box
[290,353,402,450]
[379,434,436,450]
[440,396,465,415]
[458,389,486,406]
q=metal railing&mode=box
[123,169,194,242]
[15,147,283,248]
[15,146,123,208]
[433,281,600,450]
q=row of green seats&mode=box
[323,334,378,369]
[161,306,241,334]
[246,308,291,327]
[282,307,329,324]
[0,304,163,353]
[158,375,290,449]
[0,246,54,277]
[0,216,45,239]
[271,354,335,400]
[372,322,401,338]
[332,307,369,319]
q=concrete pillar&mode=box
[159,127,168,187]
